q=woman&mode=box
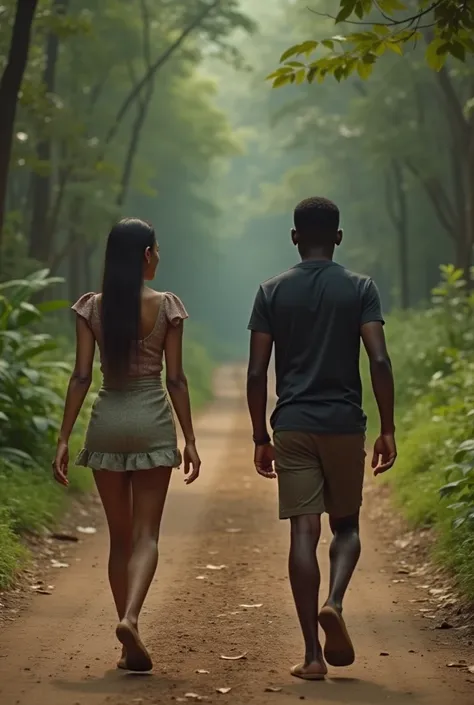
[52,218,201,672]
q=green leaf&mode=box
[426,38,448,71]
[0,447,34,464]
[448,41,466,62]
[32,416,50,433]
[273,74,294,88]
[36,299,69,314]
[295,69,306,85]
[298,40,319,58]
[336,4,356,23]
[440,479,467,497]
[356,59,374,80]
[386,40,403,56]
[280,44,303,62]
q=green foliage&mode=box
[269,1,474,86]
[0,269,69,464]
[365,264,474,597]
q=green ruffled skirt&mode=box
[76,376,181,471]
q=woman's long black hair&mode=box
[101,218,155,380]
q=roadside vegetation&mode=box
[363,265,474,599]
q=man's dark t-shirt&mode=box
[248,260,384,435]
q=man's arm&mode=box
[361,322,394,435]
[247,330,273,442]
[360,279,396,474]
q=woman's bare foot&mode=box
[318,604,355,667]
[291,660,327,681]
[115,619,153,672]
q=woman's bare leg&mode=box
[93,470,132,667]
[116,466,172,670]
[93,470,133,619]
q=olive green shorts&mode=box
[273,431,366,520]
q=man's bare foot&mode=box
[115,619,153,672]
[117,647,127,670]
[291,660,327,681]
[318,604,355,667]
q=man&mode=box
[246,197,396,680]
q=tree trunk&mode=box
[116,79,154,210]
[28,0,69,264]
[68,237,80,302]
[104,0,221,148]
[0,0,39,262]
[385,160,410,309]
[463,127,474,283]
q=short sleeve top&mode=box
[72,291,188,380]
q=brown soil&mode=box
[0,366,473,705]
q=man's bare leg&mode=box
[289,514,327,680]
[319,512,360,666]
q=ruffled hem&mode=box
[75,447,182,471]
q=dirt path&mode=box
[1,366,472,705]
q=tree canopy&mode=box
[268,1,474,86]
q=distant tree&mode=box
[0,0,39,256]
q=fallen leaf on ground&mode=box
[206,565,227,571]
[447,662,466,668]
[185,693,202,700]
[76,526,97,534]
[265,687,282,693]
[196,669,210,674]
[394,538,411,549]
[216,688,231,694]
[240,603,262,609]
[220,652,247,661]
[33,589,52,595]
[50,559,69,568]
[51,532,78,542]
[196,576,206,580]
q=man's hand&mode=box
[254,442,276,479]
[372,433,397,476]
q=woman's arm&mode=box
[53,315,95,486]
[164,321,200,483]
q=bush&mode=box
[0,270,70,465]
[366,264,474,598]
[0,271,92,588]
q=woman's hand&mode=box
[52,440,69,487]
[183,441,201,485]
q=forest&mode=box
[1,0,474,602]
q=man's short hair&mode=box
[294,197,340,248]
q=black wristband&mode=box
[253,433,271,446]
